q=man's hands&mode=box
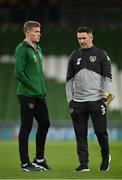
[67,100,71,105]
[102,92,115,105]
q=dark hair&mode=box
[77,26,93,34]
[23,21,41,34]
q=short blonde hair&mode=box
[23,21,41,34]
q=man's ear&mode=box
[91,33,93,40]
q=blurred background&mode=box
[0,0,122,140]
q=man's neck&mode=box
[24,38,35,48]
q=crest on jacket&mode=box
[89,56,96,62]
[33,55,37,63]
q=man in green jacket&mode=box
[14,21,51,172]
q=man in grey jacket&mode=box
[66,26,113,172]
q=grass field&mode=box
[0,140,122,179]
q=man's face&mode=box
[27,27,41,43]
[77,32,93,49]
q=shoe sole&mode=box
[21,168,40,172]
[32,163,48,171]
[21,168,30,172]
[73,169,90,172]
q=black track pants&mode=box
[18,95,50,164]
[69,100,109,165]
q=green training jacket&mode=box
[14,41,47,97]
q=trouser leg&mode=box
[18,95,34,164]
[69,101,89,165]
[34,98,50,159]
[90,100,109,158]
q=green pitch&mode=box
[0,140,122,179]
